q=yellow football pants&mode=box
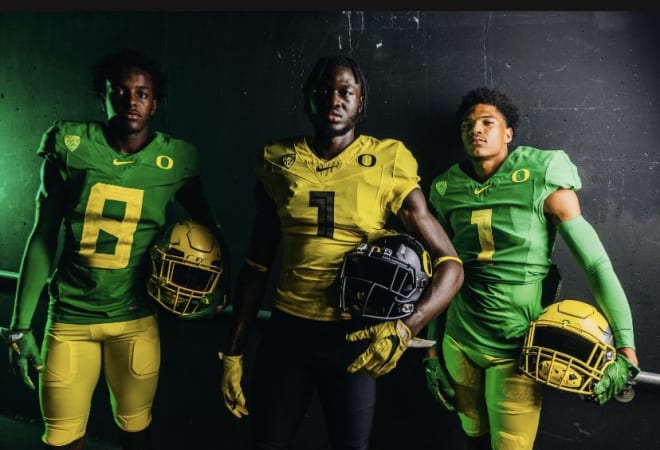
[443,334,542,450]
[39,315,160,446]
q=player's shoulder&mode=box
[45,119,99,136]
[358,134,407,152]
[38,120,102,157]
[151,130,197,153]
[511,146,580,188]
[511,146,573,166]
[356,135,416,167]
[261,136,305,161]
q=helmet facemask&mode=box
[339,232,432,321]
[519,299,616,396]
[147,220,225,318]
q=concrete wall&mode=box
[0,11,658,449]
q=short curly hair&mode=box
[456,87,519,133]
[303,55,369,123]
[92,48,167,101]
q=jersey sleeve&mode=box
[253,145,273,200]
[545,150,582,192]
[36,120,64,162]
[162,133,201,180]
[181,140,201,179]
[35,121,68,201]
[387,142,421,214]
[428,174,450,230]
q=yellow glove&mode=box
[346,320,412,378]
[219,353,249,418]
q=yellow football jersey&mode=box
[256,135,420,320]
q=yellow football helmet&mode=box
[147,220,226,318]
[519,299,616,396]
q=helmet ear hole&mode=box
[147,220,227,318]
[339,231,431,321]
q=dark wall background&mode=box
[0,11,659,450]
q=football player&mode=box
[0,49,220,450]
[423,87,639,450]
[220,55,463,449]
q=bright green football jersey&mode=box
[429,146,581,356]
[39,120,200,324]
[257,135,420,321]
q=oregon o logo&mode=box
[156,155,174,170]
[511,168,530,183]
[358,154,376,167]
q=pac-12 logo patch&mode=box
[64,135,81,152]
[282,154,296,169]
[434,180,447,196]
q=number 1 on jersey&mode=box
[309,191,335,238]
[471,209,494,263]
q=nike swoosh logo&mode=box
[473,185,491,195]
[113,158,136,166]
[316,165,335,172]
[383,335,401,365]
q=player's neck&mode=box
[310,131,356,160]
[470,151,508,182]
[106,126,152,154]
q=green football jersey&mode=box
[257,135,420,321]
[429,146,581,356]
[38,120,200,324]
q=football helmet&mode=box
[519,299,616,396]
[147,220,226,318]
[339,231,432,320]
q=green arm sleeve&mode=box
[557,216,635,349]
[11,162,64,330]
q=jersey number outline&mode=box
[309,191,335,238]
[78,183,144,269]
[470,209,494,263]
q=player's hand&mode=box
[590,354,640,405]
[423,355,456,411]
[219,353,249,418]
[346,320,412,378]
[0,327,45,390]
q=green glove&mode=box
[346,320,411,378]
[591,355,640,405]
[219,353,249,418]
[423,355,456,411]
[0,327,45,390]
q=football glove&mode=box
[219,353,249,418]
[590,354,640,405]
[0,327,45,390]
[346,320,411,378]
[423,355,456,411]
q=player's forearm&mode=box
[225,264,270,355]
[11,232,58,329]
[557,216,635,349]
[403,261,463,337]
[583,261,635,349]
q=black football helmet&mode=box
[147,220,226,318]
[339,231,433,320]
